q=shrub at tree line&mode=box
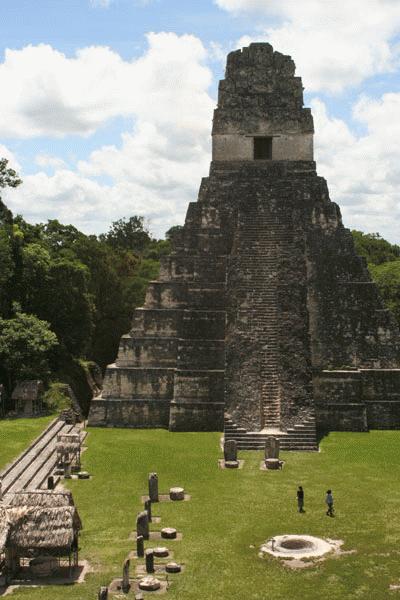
[0,158,399,415]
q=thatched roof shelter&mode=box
[0,505,10,555]
[11,381,43,401]
[0,490,82,558]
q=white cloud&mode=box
[216,0,400,93]
[89,0,111,7]
[0,144,21,172]
[4,33,214,237]
[0,32,212,139]
[312,94,400,242]
[35,154,67,170]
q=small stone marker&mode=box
[144,498,152,522]
[169,486,184,501]
[98,586,108,600]
[148,472,159,502]
[166,562,182,573]
[153,546,169,558]
[136,511,149,540]
[47,476,55,490]
[145,549,154,573]
[78,471,90,479]
[265,458,281,470]
[136,535,144,558]
[138,576,161,591]
[224,439,238,462]
[122,558,130,593]
[161,527,177,539]
[265,437,280,460]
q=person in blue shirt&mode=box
[326,489,334,516]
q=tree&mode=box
[0,308,58,391]
[352,230,400,265]
[0,158,22,226]
[369,261,400,324]
[99,216,152,253]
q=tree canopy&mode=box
[0,160,170,410]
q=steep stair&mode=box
[235,205,292,429]
[224,415,318,451]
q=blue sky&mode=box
[1,0,400,241]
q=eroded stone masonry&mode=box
[88,43,400,449]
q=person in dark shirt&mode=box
[297,485,305,513]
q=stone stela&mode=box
[122,558,130,594]
[136,534,144,558]
[88,42,400,449]
[148,472,159,502]
[136,511,150,540]
[98,586,108,600]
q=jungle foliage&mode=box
[0,160,170,411]
[352,230,400,324]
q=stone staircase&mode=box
[224,415,318,451]
[237,204,293,429]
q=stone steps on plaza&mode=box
[224,416,318,451]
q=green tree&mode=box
[0,158,21,226]
[369,261,400,324]
[100,216,151,253]
[0,308,58,391]
[352,230,400,265]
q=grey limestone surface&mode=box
[88,42,400,441]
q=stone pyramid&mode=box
[88,43,400,449]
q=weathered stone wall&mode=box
[212,132,313,162]
[314,369,400,431]
[89,42,400,436]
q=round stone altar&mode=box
[161,527,177,539]
[138,576,161,591]
[153,546,169,557]
[260,535,334,559]
[169,487,185,501]
[166,562,182,573]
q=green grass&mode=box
[2,426,400,599]
[0,415,55,470]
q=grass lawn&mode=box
[2,426,400,599]
[0,415,55,470]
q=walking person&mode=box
[326,489,334,517]
[297,485,305,513]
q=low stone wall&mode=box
[314,369,400,431]
[88,398,170,428]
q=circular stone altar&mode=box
[166,562,182,573]
[161,527,177,539]
[225,460,239,469]
[138,576,161,591]
[169,487,185,500]
[260,535,334,559]
[153,546,169,557]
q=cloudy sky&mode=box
[1,0,400,241]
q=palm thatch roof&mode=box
[0,505,10,555]
[0,490,82,556]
